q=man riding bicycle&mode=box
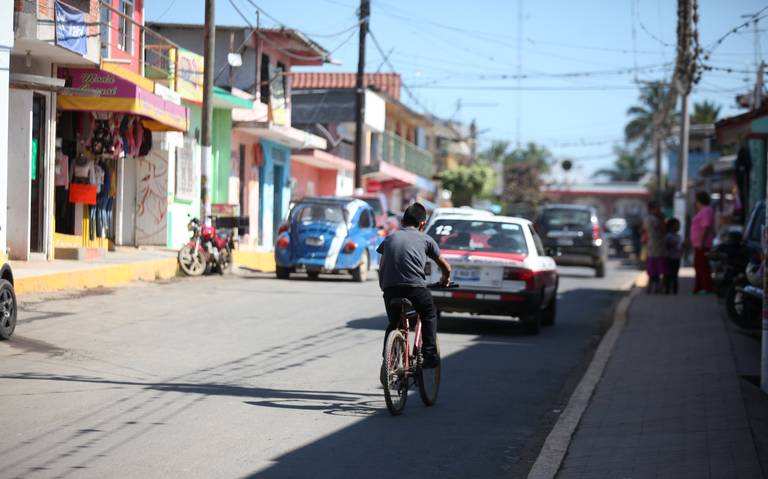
[377,203,451,373]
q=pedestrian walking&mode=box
[644,201,666,294]
[664,217,682,295]
[691,191,715,294]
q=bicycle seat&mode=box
[389,298,413,310]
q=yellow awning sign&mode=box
[57,67,188,132]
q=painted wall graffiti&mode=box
[136,149,169,245]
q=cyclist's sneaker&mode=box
[422,353,440,369]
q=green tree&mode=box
[506,142,553,174]
[477,141,552,218]
[625,81,678,153]
[438,163,495,206]
[592,146,649,182]
[691,100,721,124]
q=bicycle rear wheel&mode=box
[418,338,441,406]
[383,330,408,416]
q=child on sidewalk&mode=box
[664,218,682,295]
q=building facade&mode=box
[149,23,329,251]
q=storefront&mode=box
[53,65,188,256]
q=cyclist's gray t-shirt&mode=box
[376,227,441,289]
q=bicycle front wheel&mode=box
[383,330,408,416]
[418,338,441,406]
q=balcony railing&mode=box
[144,44,175,81]
[380,131,434,179]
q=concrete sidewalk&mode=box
[557,270,766,479]
[9,247,276,295]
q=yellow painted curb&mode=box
[14,258,179,295]
[232,250,276,272]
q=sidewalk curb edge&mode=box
[526,273,643,479]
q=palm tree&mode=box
[624,81,678,198]
[592,146,648,182]
[691,100,721,124]
[625,81,678,152]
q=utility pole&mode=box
[201,0,215,225]
[673,0,696,237]
[353,0,370,191]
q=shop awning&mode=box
[56,66,188,132]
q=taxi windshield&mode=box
[293,203,346,225]
[427,219,528,254]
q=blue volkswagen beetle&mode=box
[275,197,382,281]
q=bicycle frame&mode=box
[397,307,422,372]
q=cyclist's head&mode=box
[402,203,428,230]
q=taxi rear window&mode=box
[428,220,528,254]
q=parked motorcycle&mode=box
[725,254,763,330]
[178,218,234,276]
[708,229,747,298]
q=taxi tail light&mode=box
[592,224,600,240]
[276,236,290,249]
[503,267,538,290]
[344,241,357,253]
[277,224,289,235]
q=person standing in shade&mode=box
[643,201,666,294]
[664,217,683,295]
[691,191,715,294]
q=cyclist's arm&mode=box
[435,255,452,285]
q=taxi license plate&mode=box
[557,238,574,246]
[454,267,481,281]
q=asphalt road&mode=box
[0,260,640,479]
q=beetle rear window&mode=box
[294,204,345,224]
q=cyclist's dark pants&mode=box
[382,286,438,358]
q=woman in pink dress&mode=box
[691,191,715,293]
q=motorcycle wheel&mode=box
[219,251,233,275]
[178,245,206,277]
[725,284,761,330]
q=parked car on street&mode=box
[534,204,607,277]
[275,197,381,281]
[425,214,558,334]
[0,252,17,340]
[604,217,634,257]
[352,192,390,228]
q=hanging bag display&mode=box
[68,183,97,205]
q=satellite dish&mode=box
[562,159,573,171]
[227,53,243,67]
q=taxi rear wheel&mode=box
[522,309,542,335]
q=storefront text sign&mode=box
[175,48,204,104]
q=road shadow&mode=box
[241,286,625,479]
[239,270,378,283]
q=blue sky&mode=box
[146,0,765,180]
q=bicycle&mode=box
[382,282,459,416]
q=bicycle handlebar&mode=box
[428,281,460,289]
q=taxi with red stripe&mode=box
[425,214,558,334]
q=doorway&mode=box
[273,163,284,239]
[29,94,46,253]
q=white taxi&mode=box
[425,214,558,334]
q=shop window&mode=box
[117,0,134,54]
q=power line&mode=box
[702,7,768,57]
[367,28,435,116]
